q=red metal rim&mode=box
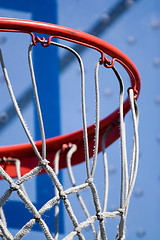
[0,18,141,178]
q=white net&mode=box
[0,39,139,240]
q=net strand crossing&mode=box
[0,18,140,240]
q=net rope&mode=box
[0,40,139,240]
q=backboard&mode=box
[0,0,160,239]
[0,0,63,233]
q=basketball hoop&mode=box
[0,18,140,239]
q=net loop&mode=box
[102,57,139,99]
[42,34,106,66]
[127,86,139,99]
[114,58,139,100]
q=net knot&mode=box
[39,159,50,168]
[74,226,81,234]
[59,191,67,200]
[10,182,19,191]
[96,212,104,222]
[117,208,125,216]
[34,213,41,222]
[85,178,93,186]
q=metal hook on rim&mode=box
[61,143,73,152]
[103,57,116,68]
[34,36,55,47]
[99,56,116,68]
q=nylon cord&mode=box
[0,40,139,240]
[0,50,43,162]
[28,44,46,160]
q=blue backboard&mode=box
[0,0,160,239]
[0,0,62,234]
